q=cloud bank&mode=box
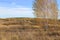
[0,6,34,18]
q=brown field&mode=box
[0,18,60,40]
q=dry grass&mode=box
[0,18,60,40]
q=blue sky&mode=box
[0,0,60,18]
[0,0,34,18]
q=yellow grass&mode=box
[0,18,60,40]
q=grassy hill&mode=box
[0,18,60,40]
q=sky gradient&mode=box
[0,0,60,18]
[0,0,34,18]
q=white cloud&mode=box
[0,6,34,18]
[0,7,33,13]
